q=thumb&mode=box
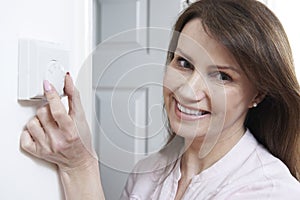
[64,73,84,117]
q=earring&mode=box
[253,102,258,108]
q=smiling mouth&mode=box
[176,102,210,116]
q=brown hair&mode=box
[166,0,300,180]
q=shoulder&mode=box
[214,149,300,199]
[129,135,183,179]
[121,150,179,199]
[217,179,300,200]
[217,130,300,199]
[232,130,296,181]
[250,146,300,198]
[120,154,161,199]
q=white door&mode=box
[92,0,180,199]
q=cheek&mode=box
[215,88,252,128]
[207,84,227,113]
[226,84,255,112]
[209,85,251,114]
[163,66,187,93]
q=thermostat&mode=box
[18,39,69,100]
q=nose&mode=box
[176,71,207,103]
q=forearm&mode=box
[59,159,105,200]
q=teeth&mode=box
[177,103,206,116]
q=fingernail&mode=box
[43,80,52,92]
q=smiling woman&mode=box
[123,0,300,199]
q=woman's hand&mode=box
[20,73,96,170]
[20,74,105,199]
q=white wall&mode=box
[0,0,91,199]
[261,0,300,80]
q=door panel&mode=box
[93,0,180,199]
[94,88,147,198]
[93,48,167,199]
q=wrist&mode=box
[59,158,105,200]
[58,156,99,173]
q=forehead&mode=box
[177,18,239,68]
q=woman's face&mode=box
[163,18,258,141]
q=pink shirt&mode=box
[121,130,300,199]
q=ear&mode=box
[249,92,266,108]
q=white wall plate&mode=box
[18,39,69,100]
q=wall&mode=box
[262,0,300,79]
[0,0,91,199]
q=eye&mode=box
[176,57,194,70]
[216,71,232,81]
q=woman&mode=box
[21,0,300,199]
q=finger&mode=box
[26,117,45,144]
[43,80,72,128]
[36,105,58,133]
[64,73,85,117]
[20,130,37,155]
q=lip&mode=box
[174,98,210,121]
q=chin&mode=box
[169,118,209,140]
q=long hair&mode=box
[165,0,300,180]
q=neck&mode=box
[180,127,245,179]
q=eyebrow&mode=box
[209,65,241,74]
[175,48,195,64]
[175,47,240,74]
